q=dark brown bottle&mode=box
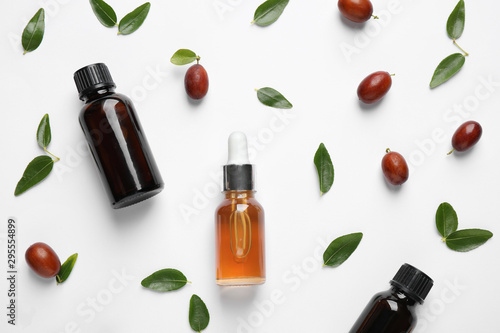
[74,63,164,209]
[349,264,433,333]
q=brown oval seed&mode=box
[338,0,374,23]
[25,242,61,278]
[185,64,209,100]
[382,149,409,186]
[357,71,392,104]
[450,121,482,154]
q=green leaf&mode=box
[314,143,334,195]
[171,49,198,66]
[141,268,190,292]
[323,233,363,267]
[89,0,118,27]
[252,0,289,26]
[14,156,54,196]
[118,2,151,35]
[436,202,458,239]
[256,87,293,109]
[447,0,465,40]
[189,294,210,332]
[429,53,466,88]
[445,229,493,252]
[56,253,78,284]
[37,114,51,149]
[22,8,45,54]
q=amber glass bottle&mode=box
[74,63,164,209]
[215,132,266,286]
[349,263,433,333]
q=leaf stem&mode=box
[44,148,60,162]
[250,20,255,24]
[453,40,469,56]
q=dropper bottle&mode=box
[215,132,266,286]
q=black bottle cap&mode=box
[74,63,116,100]
[390,263,433,304]
[223,164,254,191]
[222,132,255,191]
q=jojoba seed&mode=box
[357,71,392,104]
[184,64,209,100]
[338,0,374,23]
[450,120,482,154]
[382,149,409,186]
[25,242,61,278]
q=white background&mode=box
[1,0,499,332]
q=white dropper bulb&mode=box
[227,132,250,165]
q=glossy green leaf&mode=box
[56,253,78,284]
[252,0,289,26]
[189,294,210,332]
[171,49,198,66]
[323,233,363,267]
[314,143,334,195]
[447,0,465,40]
[37,114,51,149]
[256,87,293,109]
[141,268,191,292]
[22,8,45,54]
[436,202,458,238]
[118,2,151,35]
[429,53,465,88]
[90,0,117,27]
[445,229,493,252]
[14,156,54,196]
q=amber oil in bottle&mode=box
[215,132,266,286]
